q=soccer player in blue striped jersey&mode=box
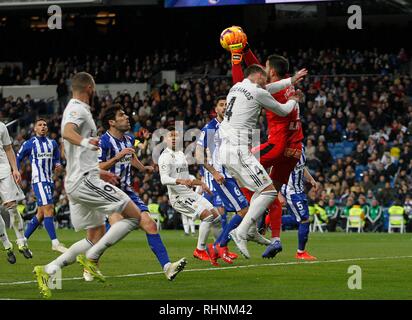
[94,104,178,280]
[196,96,270,265]
[263,145,319,260]
[17,119,67,253]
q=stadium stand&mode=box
[1,47,411,232]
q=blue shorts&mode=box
[203,191,223,208]
[212,178,248,212]
[284,192,309,222]
[33,182,54,206]
[124,188,149,213]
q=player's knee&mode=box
[238,207,248,217]
[43,205,54,217]
[262,184,276,193]
[140,212,158,234]
[200,211,214,223]
[3,201,16,209]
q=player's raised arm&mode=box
[256,87,298,117]
[266,69,308,94]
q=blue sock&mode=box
[282,215,298,228]
[298,222,310,251]
[146,233,170,269]
[215,214,243,247]
[221,212,228,230]
[44,217,57,241]
[24,216,40,239]
[105,221,111,233]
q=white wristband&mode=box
[80,138,96,150]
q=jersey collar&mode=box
[72,98,91,111]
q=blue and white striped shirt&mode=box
[197,118,231,190]
[281,146,306,196]
[17,136,61,184]
[99,131,135,190]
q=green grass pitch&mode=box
[0,229,411,300]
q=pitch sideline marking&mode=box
[0,255,411,287]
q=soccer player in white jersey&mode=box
[79,104,183,281]
[17,119,67,253]
[196,96,270,265]
[219,64,302,258]
[158,128,222,266]
[33,72,186,299]
[0,120,31,263]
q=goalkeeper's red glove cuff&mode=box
[231,52,243,65]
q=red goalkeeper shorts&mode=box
[251,140,302,185]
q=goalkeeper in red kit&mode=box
[225,31,308,259]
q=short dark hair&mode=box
[214,95,227,106]
[71,72,94,92]
[167,126,176,132]
[244,64,266,78]
[34,118,47,125]
[101,104,123,131]
[266,54,289,78]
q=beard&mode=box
[89,91,95,108]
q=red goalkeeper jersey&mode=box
[266,84,304,144]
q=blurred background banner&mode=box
[165,0,334,8]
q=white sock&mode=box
[271,237,281,242]
[197,215,213,250]
[189,218,196,234]
[8,207,26,246]
[211,215,222,240]
[86,218,139,261]
[181,214,190,234]
[237,190,277,238]
[163,262,171,272]
[52,239,60,247]
[0,215,12,249]
[45,238,93,275]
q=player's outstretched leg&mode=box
[6,202,32,259]
[295,221,316,261]
[33,236,97,298]
[231,187,277,259]
[0,215,16,264]
[262,196,284,259]
[80,217,139,282]
[140,212,186,281]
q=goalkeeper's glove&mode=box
[228,32,247,65]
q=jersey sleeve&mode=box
[197,127,208,148]
[266,78,292,94]
[0,122,12,146]
[64,104,86,128]
[98,136,110,163]
[256,88,296,117]
[16,139,32,170]
[52,140,61,168]
[158,153,177,185]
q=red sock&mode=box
[268,198,282,238]
[241,187,254,203]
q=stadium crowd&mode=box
[1,47,411,232]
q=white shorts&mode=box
[220,144,272,193]
[172,192,214,220]
[68,173,130,231]
[0,174,25,204]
